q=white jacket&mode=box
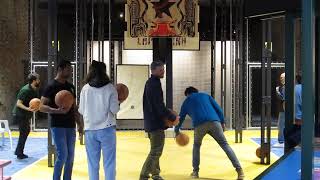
[78,83,120,130]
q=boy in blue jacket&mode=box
[175,87,244,180]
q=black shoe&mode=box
[190,171,199,179]
[17,154,28,159]
[152,175,164,180]
[139,175,149,180]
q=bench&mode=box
[0,160,11,180]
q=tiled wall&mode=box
[91,41,233,129]
[172,42,212,125]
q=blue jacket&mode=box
[175,92,224,133]
[295,84,302,120]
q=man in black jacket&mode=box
[140,61,179,180]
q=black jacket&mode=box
[143,75,176,132]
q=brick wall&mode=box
[0,0,29,123]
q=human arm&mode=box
[174,100,188,134]
[16,90,37,112]
[74,104,84,134]
[276,86,285,100]
[109,86,120,115]
[149,82,176,121]
[39,96,68,114]
[209,96,225,124]
[16,99,36,112]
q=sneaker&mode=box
[236,168,244,180]
[151,175,164,180]
[190,171,199,179]
[273,142,284,148]
[17,154,28,159]
[139,175,149,180]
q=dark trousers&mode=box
[284,124,301,152]
[140,130,165,179]
[14,115,31,156]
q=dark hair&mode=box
[57,60,72,71]
[27,72,39,84]
[184,86,199,96]
[85,60,110,84]
[151,61,164,70]
[296,74,302,84]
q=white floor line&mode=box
[11,155,48,178]
[249,138,283,158]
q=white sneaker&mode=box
[273,142,284,148]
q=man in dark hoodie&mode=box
[40,60,83,180]
[140,61,179,180]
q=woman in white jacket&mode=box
[78,60,120,180]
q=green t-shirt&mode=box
[12,84,38,118]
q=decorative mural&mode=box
[125,0,199,50]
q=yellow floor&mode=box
[12,130,278,180]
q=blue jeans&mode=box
[278,112,285,143]
[85,126,116,180]
[193,121,241,172]
[51,128,76,180]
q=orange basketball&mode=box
[55,90,74,110]
[256,147,261,158]
[116,83,129,103]
[176,132,189,146]
[164,109,179,127]
[29,98,41,111]
[256,147,267,158]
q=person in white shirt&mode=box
[78,60,120,180]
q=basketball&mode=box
[116,83,129,103]
[55,90,74,110]
[176,132,189,146]
[256,147,267,158]
[29,98,41,111]
[256,147,261,158]
[164,109,179,127]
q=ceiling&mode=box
[39,0,210,6]
[38,0,303,17]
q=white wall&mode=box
[88,41,234,127]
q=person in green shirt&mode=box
[13,72,40,159]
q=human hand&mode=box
[172,116,180,126]
[28,107,38,112]
[175,130,180,137]
[78,132,84,140]
[52,107,69,114]
[78,124,84,134]
[221,123,225,132]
